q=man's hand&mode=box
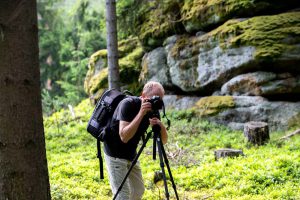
[149,117,168,144]
[149,117,162,127]
[139,97,152,116]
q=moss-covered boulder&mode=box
[84,37,144,98]
[133,0,184,50]
[197,12,300,92]
[160,12,300,93]
[84,50,108,97]
[193,96,235,116]
[180,0,300,33]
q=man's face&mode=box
[145,88,164,100]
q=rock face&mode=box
[139,47,172,88]
[85,1,300,130]
[164,95,300,131]
[220,72,300,96]
[141,12,300,94]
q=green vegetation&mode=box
[45,99,300,199]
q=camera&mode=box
[146,96,163,111]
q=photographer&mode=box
[104,81,168,200]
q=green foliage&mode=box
[45,100,300,199]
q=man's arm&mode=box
[119,98,151,143]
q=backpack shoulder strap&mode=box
[97,138,104,180]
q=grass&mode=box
[44,99,300,199]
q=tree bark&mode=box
[0,0,51,199]
[105,0,120,90]
[244,121,270,145]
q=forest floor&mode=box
[44,99,300,200]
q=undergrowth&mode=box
[44,99,300,200]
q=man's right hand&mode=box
[139,97,152,116]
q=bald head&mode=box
[142,81,165,99]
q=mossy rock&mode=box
[84,50,107,94]
[88,68,108,95]
[181,0,300,33]
[135,0,184,50]
[118,37,142,57]
[200,11,300,60]
[84,37,145,97]
[194,96,235,116]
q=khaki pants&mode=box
[104,153,145,200]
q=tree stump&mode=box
[214,148,244,161]
[244,121,269,145]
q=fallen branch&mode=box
[280,129,300,140]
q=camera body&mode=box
[146,96,163,111]
[146,96,163,119]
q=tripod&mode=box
[113,124,179,200]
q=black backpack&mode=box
[87,88,132,179]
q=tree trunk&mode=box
[0,1,51,199]
[105,0,120,90]
[244,121,270,145]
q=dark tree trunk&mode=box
[214,148,244,161]
[0,0,51,199]
[244,121,270,145]
[105,0,120,90]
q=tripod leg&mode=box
[113,132,152,200]
[160,142,180,200]
[156,138,170,200]
[153,132,157,160]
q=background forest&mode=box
[38,0,105,114]
[38,0,300,199]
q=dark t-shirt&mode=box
[104,96,150,161]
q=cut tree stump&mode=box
[244,121,269,145]
[214,148,244,161]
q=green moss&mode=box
[119,46,144,69]
[88,68,108,94]
[84,50,108,94]
[170,34,201,59]
[89,50,107,69]
[118,37,141,57]
[84,36,145,96]
[180,0,295,33]
[199,12,300,60]
[136,1,183,49]
[194,96,235,116]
